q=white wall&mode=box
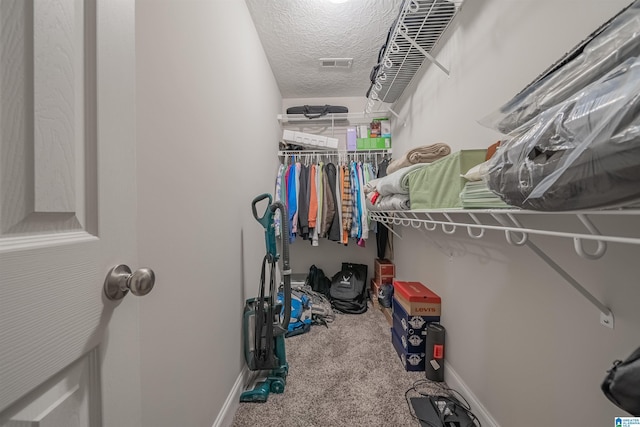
[134,0,640,425]
[135,1,281,426]
[390,1,640,426]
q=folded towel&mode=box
[365,163,427,196]
[387,143,452,174]
[366,193,411,211]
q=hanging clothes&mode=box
[376,157,390,258]
[349,162,360,239]
[313,162,323,247]
[341,164,352,245]
[287,163,297,243]
[274,164,285,237]
[357,162,368,245]
[276,153,387,247]
[298,164,310,240]
[293,162,301,235]
[308,164,318,233]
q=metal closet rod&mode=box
[278,149,392,158]
[369,209,630,329]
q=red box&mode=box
[375,258,395,279]
[393,280,441,316]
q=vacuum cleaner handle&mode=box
[251,193,278,260]
[251,193,273,226]
[271,201,291,333]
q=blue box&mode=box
[392,296,440,330]
[392,311,426,353]
[391,328,426,371]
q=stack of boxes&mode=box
[370,258,395,325]
[390,281,441,372]
[347,118,392,151]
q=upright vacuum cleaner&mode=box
[240,193,291,403]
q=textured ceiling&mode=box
[245,0,404,99]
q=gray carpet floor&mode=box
[231,303,450,427]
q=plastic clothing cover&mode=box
[482,0,640,134]
[486,57,640,211]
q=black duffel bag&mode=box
[286,105,348,119]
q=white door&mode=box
[0,1,141,426]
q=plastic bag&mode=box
[481,1,640,134]
[486,57,640,211]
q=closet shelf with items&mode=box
[369,206,640,330]
[279,112,393,151]
[366,2,640,330]
[365,0,463,115]
[277,111,390,126]
[278,111,393,145]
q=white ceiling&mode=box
[245,0,404,99]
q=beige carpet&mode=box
[231,304,450,427]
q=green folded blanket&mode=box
[408,150,487,209]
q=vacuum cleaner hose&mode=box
[272,201,291,332]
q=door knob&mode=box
[104,264,156,301]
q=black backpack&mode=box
[305,264,331,298]
[329,263,368,314]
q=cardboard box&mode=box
[381,306,393,327]
[391,328,425,371]
[392,310,426,353]
[393,281,441,317]
[369,278,380,308]
[375,117,391,138]
[377,276,393,285]
[374,258,395,279]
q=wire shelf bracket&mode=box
[367,208,633,329]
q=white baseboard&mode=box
[445,365,501,427]
[212,367,248,427]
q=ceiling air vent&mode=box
[319,58,353,68]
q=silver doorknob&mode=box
[104,264,156,301]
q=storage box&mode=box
[282,130,332,150]
[374,258,395,279]
[391,328,425,371]
[369,278,380,308]
[376,117,391,138]
[393,281,441,317]
[325,137,339,149]
[282,129,296,142]
[392,310,426,353]
[346,127,357,151]
[381,306,393,327]
[356,137,391,150]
